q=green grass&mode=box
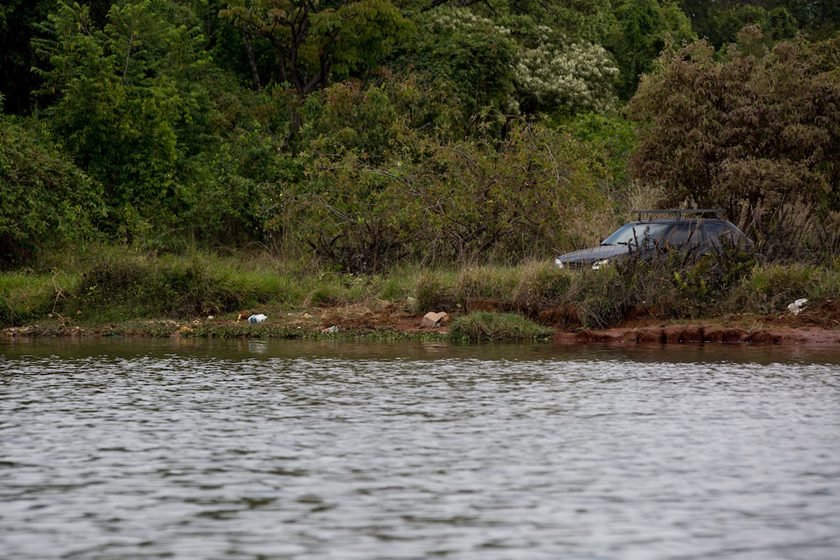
[727,263,820,314]
[413,269,458,314]
[512,260,573,312]
[455,265,521,304]
[448,312,554,342]
[0,271,79,325]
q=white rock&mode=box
[248,314,267,324]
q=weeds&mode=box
[413,270,458,313]
[448,312,553,342]
[730,263,816,313]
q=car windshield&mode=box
[601,223,669,246]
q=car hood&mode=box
[556,244,630,264]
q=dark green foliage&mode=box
[220,0,411,95]
[0,115,103,267]
[560,112,637,199]
[34,0,212,237]
[606,0,695,98]
[0,1,56,114]
[680,1,839,44]
[411,7,517,127]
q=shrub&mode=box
[807,262,840,301]
[448,312,553,342]
[70,252,285,320]
[0,117,103,268]
[567,267,629,328]
[513,260,573,314]
[733,264,816,313]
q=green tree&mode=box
[606,0,695,99]
[0,113,104,266]
[411,7,517,132]
[284,76,613,269]
[679,1,839,44]
[221,0,411,94]
[511,20,619,115]
[34,0,211,237]
[0,0,55,114]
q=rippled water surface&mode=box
[2,339,840,559]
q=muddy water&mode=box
[2,338,839,559]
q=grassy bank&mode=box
[2,246,839,341]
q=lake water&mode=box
[2,338,839,559]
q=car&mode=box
[554,209,753,270]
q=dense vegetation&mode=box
[1,1,839,330]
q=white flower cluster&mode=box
[514,41,619,113]
[430,7,511,36]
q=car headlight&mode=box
[592,258,610,270]
[554,258,565,269]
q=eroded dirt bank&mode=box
[554,325,840,346]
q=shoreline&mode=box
[3,305,839,347]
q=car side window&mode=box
[701,222,731,246]
[665,223,700,246]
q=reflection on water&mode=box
[1,338,839,559]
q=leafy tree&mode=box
[220,0,411,94]
[679,1,839,44]
[511,21,619,115]
[502,0,616,43]
[411,7,517,131]
[283,76,613,270]
[764,7,798,40]
[606,0,695,98]
[0,1,55,114]
[0,113,104,266]
[560,112,637,201]
[34,0,211,237]
[628,30,840,256]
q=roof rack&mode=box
[629,208,724,220]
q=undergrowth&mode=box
[0,245,837,330]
